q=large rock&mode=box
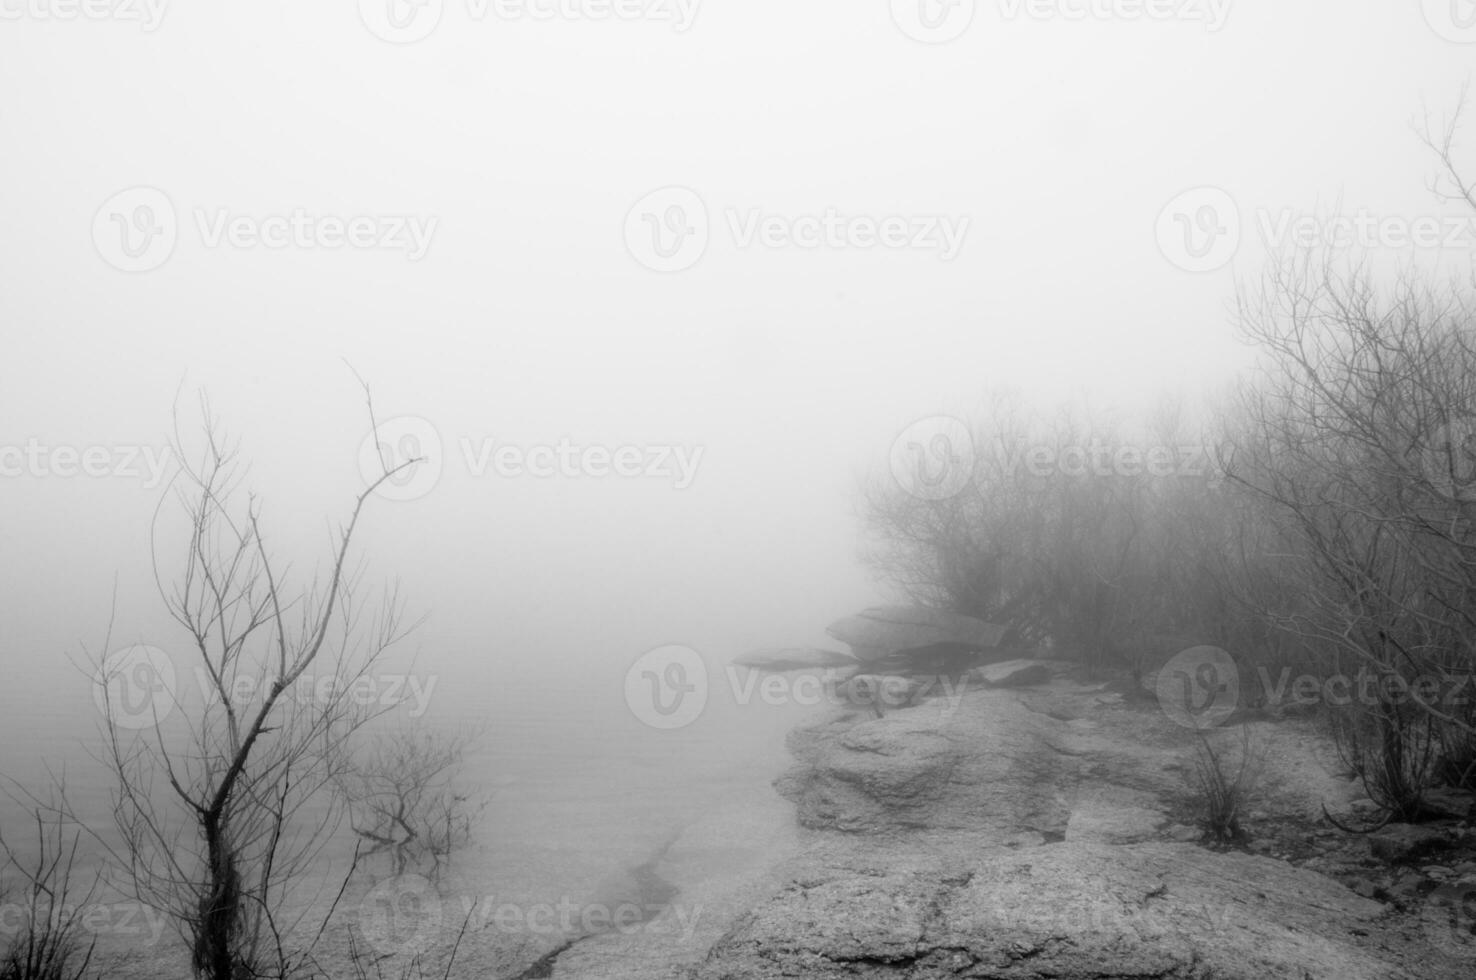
[774,689,1074,837]
[692,842,1412,979]
[1370,823,1470,864]
[731,647,859,672]
[775,712,959,833]
[746,677,1475,974]
[827,674,929,716]
[825,606,1008,663]
[971,659,1061,688]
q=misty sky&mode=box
[3,1,1475,743]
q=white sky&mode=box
[2,0,1475,739]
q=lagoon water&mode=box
[0,641,817,968]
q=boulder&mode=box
[825,606,1008,663]
[775,713,958,833]
[971,659,1059,688]
[731,647,859,672]
[828,674,928,715]
[1370,824,1461,864]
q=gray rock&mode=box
[693,843,1411,980]
[731,647,859,672]
[827,674,928,716]
[774,688,1075,837]
[971,659,1059,689]
[825,605,1007,663]
[1370,824,1454,864]
[776,712,958,833]
[1163,823,1202,843]
[620,674,1473,980]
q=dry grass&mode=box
[1188,725,1266,844]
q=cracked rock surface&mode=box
[685,672,1475,979]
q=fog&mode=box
[2,3,1476,975]
[4,4,1467,724]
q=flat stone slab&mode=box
[731,647,859,672]
[693,843,1414,979]
[826,606,1008,662]
[971,658,1066,688]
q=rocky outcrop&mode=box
[774,671,1174,840]
[546,666,1473,979]
[693,842,1403,980]
[775,712,962,833]
[697,671,1476,978]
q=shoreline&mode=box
[686,664,1475,979]
[35,664,1476,978]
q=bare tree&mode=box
[86,387,423,979]
[1229,253,1476,815]
[1221,93,1476,815]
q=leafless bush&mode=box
[0,800,99,980]
[335,725,486,882]
[1187,726,1266,844]
[862,391,1265,671]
